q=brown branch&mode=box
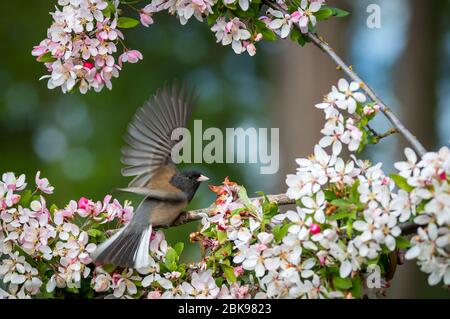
[164,193,418,237]
[163,194,296,228]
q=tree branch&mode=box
[263,1,427,157]
[165,193,418,236]
[163,194,296,228]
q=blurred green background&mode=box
[0,0,449,298]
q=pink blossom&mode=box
[118,50,143,67]
[78,197,90,210]
[140,4,157,27]
[147,290,162,299]
[233,266,244,277]
[35,171,54,194]
[2,173,26,191]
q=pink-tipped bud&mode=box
[234,266,244,277]
[83,61,95,69]
[78,197,90,210]
[310,223,321,235]
[439,171,447,181]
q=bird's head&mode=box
[170,170,209,202]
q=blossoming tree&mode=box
[0,0,447,299]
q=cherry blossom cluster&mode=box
[285,78,449,291]
[0,172,134,298]
[396,147,450,286]
[197,178,348,298]
[32,0,143,94]
[33,0,348,93]
[315,78,380,154]
[0,173,255,299]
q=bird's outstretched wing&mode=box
[121,82,197,189]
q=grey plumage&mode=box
[91,199,157,268]
[121,82,197,188]
[91,82,206,269]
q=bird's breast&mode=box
[149,200,187,227]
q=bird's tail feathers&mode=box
[91,223,152,269]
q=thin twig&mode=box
[263,0,427,157]
[373,128,399,143]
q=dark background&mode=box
[0,0,449,298]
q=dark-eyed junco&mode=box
[92,82,209,269]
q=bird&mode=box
[91,82,209,269]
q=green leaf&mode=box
[19,190,33,207]
[350,276,362,298]
[173,242,184,256]
[217,230,227,244]
[290,28,301,42]
[327,210,355,221]
[349,180,361,203]
[221,264,237,283]
[234,2,260,18]
[324,190,338,201]
[37,52,56,63]
[238,187,252,207]
[330,199,356,210]
[215,277,224,287]
[330,7,350,18]
[395,236,411,249]
[297,33,309,47]
[65,287,79,294]
[223,2,237,10]
[333,276,353,290]
[49,204,59,215]
[346,219,353,238]
[273,223,291,243]
[117,17,140,29]
[390,174,414,192]
[315,8,334,21]
[102,263,117,273]
[165,247,178,272]
[255,20,278,41]
[263,201,279,218]
[214,243,232,260]
[87,229,103,238]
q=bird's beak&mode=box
[196,175,210,182]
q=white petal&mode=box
[405,245,420,260]
[339,261,352,278]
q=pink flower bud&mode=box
[363,105,374,115]
[225,21,233,33]
[78,197,90,210]
[439,171,447,181]
[140,12,154,27]
[290,11,302,23]
[234,266,244,277]
[319,256,326,266]
[246,43,256,56]
[310,223,321,235]
[83,61,95,69]
[147,290,161,299]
